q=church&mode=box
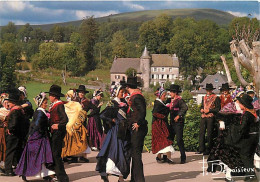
[110,47,180,89]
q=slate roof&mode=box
[197,72,228,94]
[151,54,179,67]
[110,58,141,74]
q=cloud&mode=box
[228,11,259,19]
[227,11,249,17]
[75,10,119,19]
[122,1,145,11]
[0,1,28,13]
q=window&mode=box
[115,75,120,79]
[167,75,169,79]
[215,79,219,83]
[161,67,165,72]
[162,74,164,79]
[151,74,154,79]
[169,68,172,72]
[154,67,157,72]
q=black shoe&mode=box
[180,159,186,164]
[101,176,109,182]
[79,157,89,163]
[68,157,78,164]
[1,172,15,176]
[156,157,165,163]
[195,151,203,154]
[21,175,28,181]
[165,158,174,164]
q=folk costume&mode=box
[167,84,188,164]
[87,89,104,150]
[61,90,89,158]
[15,92,55,178]
[0,93,9,163]
[152,88,174,161]
[126,76,147,182]
[47,85,69,182]
[235,94,259,176]
[76,85,98,156]
[199,84,221,154]
[3,89,30,176]
[207,101,244,180]
[96,85,131,180]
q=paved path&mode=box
[0,151,257,182]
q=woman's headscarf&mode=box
[33,92,47,107]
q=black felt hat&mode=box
[219,83,232,91]
[6,88,20,103]
[76,85,89,93]
[237,94,254,109]
[46,84,65,97]
[167,84,182,93]
[204,83,215,90]
[126,76,139,89]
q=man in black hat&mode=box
[167,84,188,164]
[2,89,30,176]
[47,84,69,182]
[125,76,147,182]
[197,83,221,155]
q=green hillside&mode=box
[7,8,235,31]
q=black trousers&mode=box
[130,125,148,182]
[51,130,69,182]
[171,122,186,161]
[199,117,215,152]
[5,135,24,173]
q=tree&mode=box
[59,44,86,76]
[17,23,33,41]
[221,17,260,95]
[52,25,65,42]
[30,28,46,41]
[139,14,173,54]
[32,42,59,69]
[125,68,137,77]
[110,31,128,58]
[0,22,17,39]
[0,41,21,92]
[70,32,81,47]
[79,16,99,72]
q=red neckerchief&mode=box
[220,94,232,108]
[49,101,64,112]
[169,95,182,110]
[127,91,143,113]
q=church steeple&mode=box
[141,46,151,59]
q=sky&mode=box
[0,0,259,26]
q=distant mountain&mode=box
[2,9,236,31]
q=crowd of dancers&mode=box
[0,77,259,182]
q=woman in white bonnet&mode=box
[15,92,56,181]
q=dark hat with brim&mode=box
[126,76,140,89]
[237,94,253,109]
[167,84,182,93]
[203,83,215,90]
[219,83,232,91]
[46,84,65,97]
[6,88,21,103]
[76,85,89,93]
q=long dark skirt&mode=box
[96,119,131,179]
[15,131,53,177]
[87,116,103,150]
